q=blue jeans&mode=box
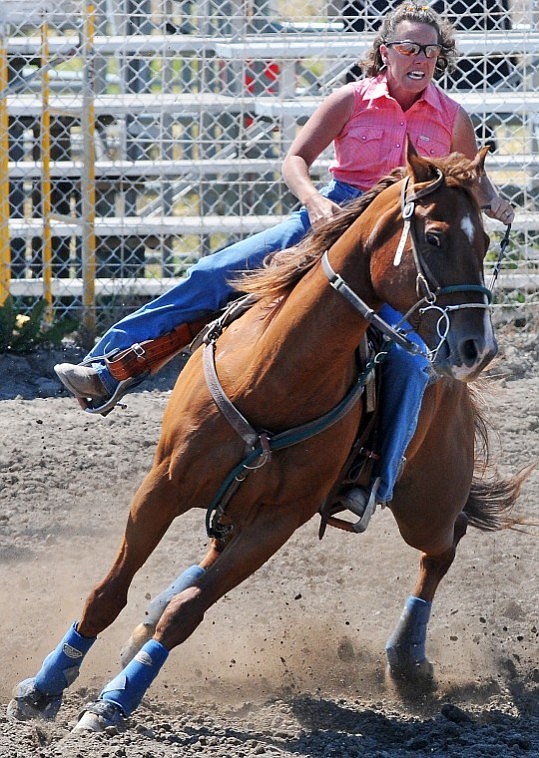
[87,179,429,502]
[88,179,363,376]
[376,306,430,502]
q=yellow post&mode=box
[81,3,96,346]
[41,17,53,321]
[0,19,10,305]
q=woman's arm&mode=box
[452,107,514,224]
[281,86,355,226]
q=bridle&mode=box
[322,168,496,362]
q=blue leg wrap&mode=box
[385,595,432,671]
[145,564,205,626]
[34,622,96,697]
[100,639,169,716]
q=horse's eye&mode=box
[425,231,442,248]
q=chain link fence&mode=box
[1,0,537,340]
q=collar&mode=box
[364,74,445,113]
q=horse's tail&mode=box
[464,384,536,532]
[464,467,533,531]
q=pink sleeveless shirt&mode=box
[330,74,460,190]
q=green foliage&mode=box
[0,296,79,354]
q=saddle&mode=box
[104,297,256,382]
[104,317,213,381]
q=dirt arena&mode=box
[0,316,537,757]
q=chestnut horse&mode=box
[8,144,522,731]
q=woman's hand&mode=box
[304,193,342,227]
[451,110,514,227]
[483,193,514,225]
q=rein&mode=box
[324,170,496,362]
[321,253,422,355]
[487,221,512,291]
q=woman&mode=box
[55,2,513,508]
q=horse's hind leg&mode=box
[385,512,468,688]
[120,541,222,666]
[7,463,181,722]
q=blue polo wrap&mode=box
[100,638,169,716]
[34,621,96,696]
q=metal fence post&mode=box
[81,3,97,346]
[40,15,53,320]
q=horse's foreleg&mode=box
[385,512,468,687]
[6,621,97,722]
[120,540,222,666]
[7,464,179,723]
[77,466,182,640]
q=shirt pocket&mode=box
[414,133,448,158]
[346,126,385,158]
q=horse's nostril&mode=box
[462,339,479,364]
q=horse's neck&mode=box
[254,250,374,382]
[215,190,400,422]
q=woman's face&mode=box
[380,20,440,107]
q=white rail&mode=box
[8,212,536,238]
[8,154,539,179]
[6,29,539,58]
[9,270,538,299]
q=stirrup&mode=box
[348,477,381,533]
[319,477,382,536]
[83,374,147,416]
[70,350,146,416]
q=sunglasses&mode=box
[385,41,442,59]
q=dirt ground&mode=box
[0,316,537,758]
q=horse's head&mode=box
[369,141,497,382]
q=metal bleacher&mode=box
[2,1,538,328]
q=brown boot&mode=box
[54,363,108,399]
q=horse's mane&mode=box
[230,151,482,302]
[230,171,402,301]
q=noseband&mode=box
[322,169,492,361]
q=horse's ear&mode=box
[472,145,490,175]
[405,137,435,183]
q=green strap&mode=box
[438,284,492,303]
[205,343,392,537]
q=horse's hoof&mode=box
[385,659,436,695]
[119,622,155,667]
[6,677,62,721]
[72,700,126,733]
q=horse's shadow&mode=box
[125,669,537,757]
[162,687,537,757]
